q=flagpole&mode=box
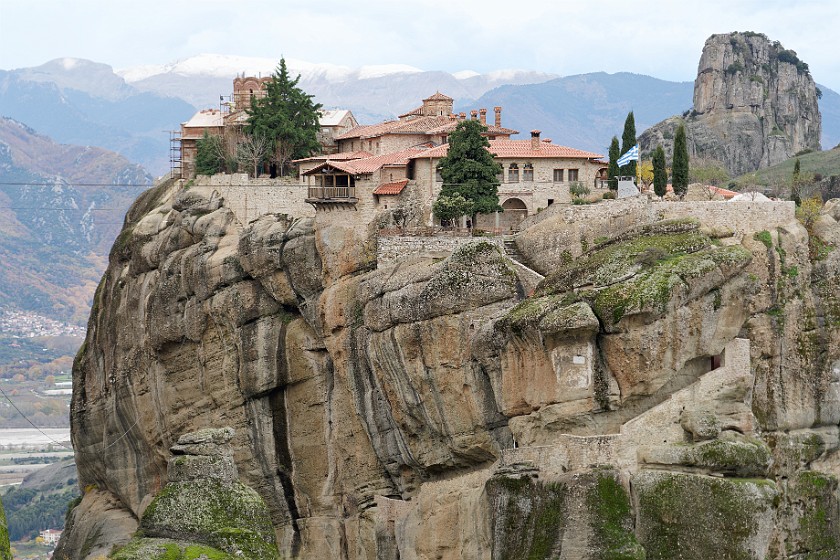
[636,145,641,189]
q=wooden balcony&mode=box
[306,185,358,204]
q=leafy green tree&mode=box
[608,136,620,191]
[569,181,590,200]
[435,119,502,224]
[620,111,637,179]
[195,132,225,176]
[653,145,668,198]
[672,124,689,198]
[245,58,322,175]
[432,193,471,227]
[689,158,730,187]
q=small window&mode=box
[547,198,555,206]
[435,166,443,182]
[508,163,519,182]
[568,169,579,181]
[523,163,534,181]
[553,169,564,182]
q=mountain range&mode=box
[0,117,150,324]
[3,54,840,178]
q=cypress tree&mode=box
[620,111,637,179]
[672,124,689,198]
[434,119,502,224]
[791,158,802,205]
[653,145,668,198]
[608,136,620,191]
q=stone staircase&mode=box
[502,236,544,295]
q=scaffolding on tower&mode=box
[169,130,182,179]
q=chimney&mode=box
[470,110,478,120]
[459,112,467,120]
[494,106,502,127]
[479,108,487,125]
[531,130,541,150]
[449,114,457,121]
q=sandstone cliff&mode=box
[58,178,840,559]
[640,32,822,176]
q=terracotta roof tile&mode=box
[302,148,426,175]
[335,115,455,140]
[411,139,603,160]
[424,92,453,101]
[425,122,519,136]
[293,150,373,163]
[398,106,424,118]
[373,179,410,195]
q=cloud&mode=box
[1,0,839,91]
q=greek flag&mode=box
[617,144,639,166]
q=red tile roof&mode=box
[411,139,603,160]
[373,179,410,195]
[336,115,456,140]
[398,106,424,118]
[302,148,426,175]
[293,150,373,163]
[425,121,519,136]
[424,92,454,101]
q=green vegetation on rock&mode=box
[110,538,236,560]
[635,471,776,560]
[782,471,840,557]
[486,476,567,560]
[587,472,646,560]
[140,480,278,560]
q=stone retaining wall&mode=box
[376,235,504,267]
[657,200,796,233]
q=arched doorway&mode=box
[499,197,528,231]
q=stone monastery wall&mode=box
[191,174,314,225]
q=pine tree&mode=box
[653,145,668,198]
[672,124,689,198]
[245,58,322,175]
[608,136,620,191]
[434,119,502,225]
[620,111,637,179]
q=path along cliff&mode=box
[57,177,840,559]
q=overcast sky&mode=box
[2,0,839,91]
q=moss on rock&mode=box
[140,480,278,560]
[486,476,567,559]
[110,537,235,560]
[537,227,710,296]
[634,471,776,560]
[783,471,840,557]
[587,471,646,560]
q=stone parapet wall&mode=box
[520,197,796,239]
[657,200,796,233]
[377,235,504,267]
[190,174,314,225]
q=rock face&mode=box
[58,179,840,559]
[640,32,822,175]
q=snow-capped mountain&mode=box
[117,53,558,117]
